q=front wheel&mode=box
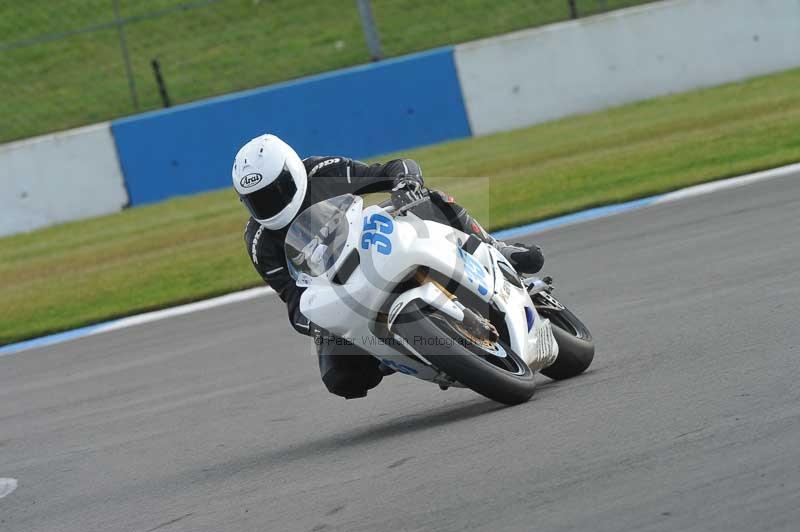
[533,293,595,380]
[392,302,536,405]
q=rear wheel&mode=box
[392,301,536,405]
[533,293,595,380]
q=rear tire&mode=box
[536,300,595,380]
[393,302,536,405]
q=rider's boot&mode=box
[493,241,544,274]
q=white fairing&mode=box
[293,195,558,384]
[387,283,464,329]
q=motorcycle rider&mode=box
[233,133,544,399]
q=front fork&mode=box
[524,276,566,312]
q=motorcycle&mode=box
[285,192,594,405]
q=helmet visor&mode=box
[241,165,298,221]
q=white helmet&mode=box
[232,134,308,230]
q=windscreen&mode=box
[284,194,357,280]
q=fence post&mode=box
[355,0,383,61]
[151,59,171,108]
[112,0,139,111]
[567,0,579,19]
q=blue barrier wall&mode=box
[112,47,471,206]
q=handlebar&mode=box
[379,189,431,217]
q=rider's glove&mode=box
[392,173,423,189]
[391,176,425,209]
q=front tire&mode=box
[393,302,536,405]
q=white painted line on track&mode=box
[0,478,18,499]
[653,162,800,205]
[0,287,274,357]
[95,286,274,335]
[2,162,798,357]
[494,162,800,241]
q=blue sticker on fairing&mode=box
[381,358,418,375]
[457,247,485,278]
[525,307,535,331]
[361,214,394,255]
[456,247,489,296]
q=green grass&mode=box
[0,0,656,142]
[3,66,800,345]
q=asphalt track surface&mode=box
[2,175,799,532]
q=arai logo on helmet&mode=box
[240,173,263,188]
